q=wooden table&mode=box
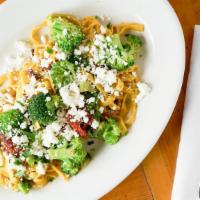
[0,0,199,199]
[102,1,200,199]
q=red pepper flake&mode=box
[68,121,87,137]
[0,134,22,157]
[67,113,94,138]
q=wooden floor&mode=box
[102,1,200,200]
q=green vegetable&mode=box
[22,131,35,144]
[105,34,143,70]
[46,47,53,54]
[94,15,101,20]
[48,138,86,162]
[69,54,89,68]
[49,16,83,53]
[90,118,121,144]
[0,109,24,134]
[48,138,87,176]
[79,81,95,93]
[122,34,143,66]
[48,147,73,160]
[26,155,37,166]
[15,170,25,178]
[106,22,112,29]
[27,93,56,127]
[50,60,76,88]
[84,92,99,113]
[14,158,21,166]
[46,95,63,113]
[61,159,79,175]
[18,180,30,194]
[21,151,31,158]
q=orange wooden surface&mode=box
[0,0,199,199]
[102,1,200,200]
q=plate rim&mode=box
[0,0,185,199]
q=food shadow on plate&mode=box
[84,138,105,158]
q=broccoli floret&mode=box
[122,34,143,64]
[18,179,31,194]
[105,34,143,70]
[50,60,76,88]
[69,54,89,68]
[46,95,63,113]
[0,109,24,134]
[48,137,87,175]
[90,118,121,144]
[48,138,86,163]
[83,92,99,113]
[27,93,57,127]
[49,16,83,53]
[26,155,37,166]
[61,159,79,175]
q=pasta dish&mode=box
[0,13,150,193]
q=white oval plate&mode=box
[0,0,185,199]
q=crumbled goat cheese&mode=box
[94,67,117,85]
[36,162,46,175]
[23,76,37,96]
[6,154,26,172]
[46,96,51,102]
[76,72,88,82]
[135,82,151,103]
[91,120,99,129]
[99,106,104,113]
[41,58,53,68]
[106,36,111,42]
[74,49,82,56]
[42,122,61,148]
[7,125,12,131]
[61,125,79,141]
[44,51,50,58]
[59,83,85,108]
[36,87,48,94]
[41,35,47,44]
[100,25,107,34]
[87,97,95,103]
[55,52,67,60]
[90,110,95,114]
[12,135,29,146]
[62,28,68,36]
[132,72,137,77]
[12,98,26,113]
[94,67,117,94]
[32,55,40,63]
[74,45,89,56]
[15,40,32,58]
[20,121,27,129]
[68,107,89,123]
[114,90,120,96]
[24,75,48,97]
[31,140,48,157]
[53,43,59,51]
